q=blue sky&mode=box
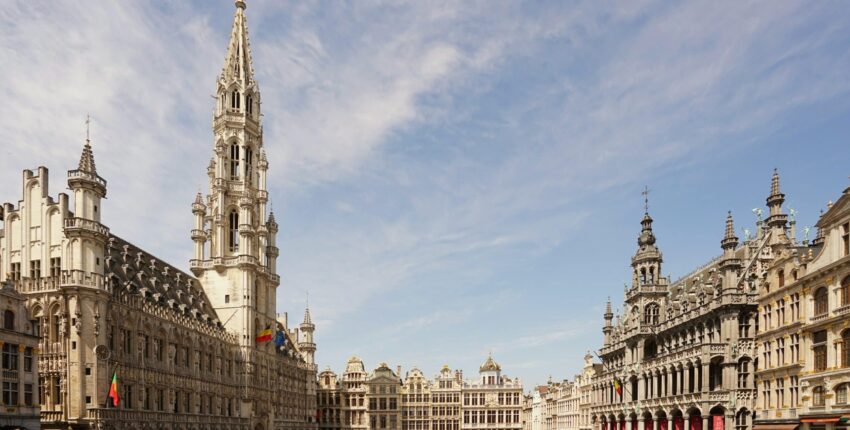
[1,0,850,386]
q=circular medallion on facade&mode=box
[94,344,111,361]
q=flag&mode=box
[256,326,273,343]
[274,330,286,347]
[107,371,120,407]
[613,378,622,396]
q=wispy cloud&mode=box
[2,0,849,385]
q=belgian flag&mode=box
[256,326,274,343]
[613,378,622,397]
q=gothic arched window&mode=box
[246,95,253,115]
[244,147,253,186]
[814,287,828,316]
[644,303,659,325]
[813,386,825,406]
[229,143,240,180]
[738,313,751,338]
[230,90,240,110]
[228,211,239,253]
[737,358,751,389]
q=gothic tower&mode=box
[766,169,789,245]
[625,191,668,332]
[66,138,109,277]
[299,306,316,365]
[719,211,742,291]
[190,0,279,351]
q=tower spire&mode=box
[220,0,255,87]
[78,115,97,174]
[632,188,662,288]
[766,168,789,240]
[721,211,739,251]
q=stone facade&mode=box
[0,2,317,429]
[0,281,40,429]
[317,356,522,430]
[585,174,801,430]
[522,371,585,430]
[754,179,850,430]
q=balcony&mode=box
[41,410,64,422]
[61,270,105,289]
[64,217,110,238]
[86,408,247,425]
[810,313,829,323]
[17,277,61,293]
[67,169,107,188]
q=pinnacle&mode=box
[78,142,97,174]
[221,1,255,85]
[770,168,781,196]
[724,211,735,239]
[302,306,312,325]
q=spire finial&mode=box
[642,185,650,213]
[78,116,97,174]
[725,211,734,237]
[771,168,780,196]
[235,0,246,10]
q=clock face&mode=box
[95,345,111,361]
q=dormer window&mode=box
[229,144,240,180]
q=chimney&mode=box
[397,365,402,378]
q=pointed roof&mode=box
[220,0,256,87]
[78,142,97,174]
[302,306,312,325]
[721,211,739,250]
[770,168,781,196]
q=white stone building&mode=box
[0,1,317,429]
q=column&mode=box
[638,419,646,430]
[702,416,708,430]
[683,416,690,430]
[702,363,710,392]
[638,376,645,401]
[627,419,634,430]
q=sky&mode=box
[1,0,850,387]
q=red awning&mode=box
[753,425,798,430]
[801,417,840,424]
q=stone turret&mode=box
[602,297,613,346]
[65,137,109,280]
[720,212,742,291]
[299,306,316,365]
[631,208,663,288]
[766,169,789,244]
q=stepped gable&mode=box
[105,234,222,330]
